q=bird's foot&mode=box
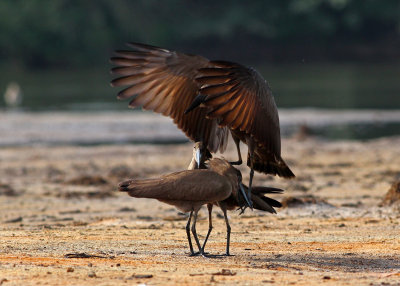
[200,249,210,257]
[189,251,210,257]
[189,251,201,257]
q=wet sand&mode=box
[1,135,400,285]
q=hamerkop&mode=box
[119,156,282,256]
[119,158,244,256]
[188,144,282,255]
[110,43,295,207]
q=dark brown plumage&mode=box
[119,168,233,213]
[111,42,294,208]
[119,158,242,256]
[191,153,283,255]
[110,43,229,154]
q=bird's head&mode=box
[192,142,212,168]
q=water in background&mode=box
[1,63,400,140]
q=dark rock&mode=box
[4,217,23,223]
[281,195,333,208]
[58,190,115,199]
[132,274,153,279]
[65,175,108,186]
[88,271,96,278]
[380,180,400,206]
[0,183,20,196]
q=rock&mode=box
[281,195,333,208]
[132,274,153,279]
[65,175,108,186]
[58,190,115,199]
[88,271,96,278]
[380,180,400,206]
[4,217,23,223]
[212,269,236,276]
[0,183,20,196]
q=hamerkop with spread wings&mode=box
[119,157,282,256]
[111,43,295,207]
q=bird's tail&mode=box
[118,178,168,199]
[238,185,283,214]
[250,153,295,179]
[251,186,283,213]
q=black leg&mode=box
[220,204,232,256]
[229,135,242,165]
[245,138,255,209]
[239,183,252,214]
[201,204,213,253]
[185,211,195,255]
[248,168,254,201]
[191,210,202,255]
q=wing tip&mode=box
[126,42,170,53]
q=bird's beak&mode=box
[195,147,202,167]
[239,182,253,210]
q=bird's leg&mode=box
[190,209,203,255]
[238,183,252,214]
[185,211,195,256]
[248,168,254,196]
[245,167,255,211]
[229,135,242,165]
[220,203,232,256]
[201,204,213,254]
[246,138,255,209]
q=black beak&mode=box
[239,182,253,210]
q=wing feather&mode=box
[110,43,229,153]
[197,61,281,156]
[120,170,232,202]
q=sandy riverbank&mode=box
[1,133,400,285]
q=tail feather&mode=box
[251,186,283,210]
[251,186,284,195]
[259,196,282,209]
[239,184,283,213]
[118,178,167,199]
[250,154,295,178]
[252,195,276,213]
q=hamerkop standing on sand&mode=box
[119,158,244,256]
[110,43,295,207]
[119,157,282,256]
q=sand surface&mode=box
[1,134,400,285]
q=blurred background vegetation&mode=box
[1,0,399,69]
[0,0,399,113]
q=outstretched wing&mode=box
[195,61,281,156]
[110,43,228,153]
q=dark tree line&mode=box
[1,0,399,69]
